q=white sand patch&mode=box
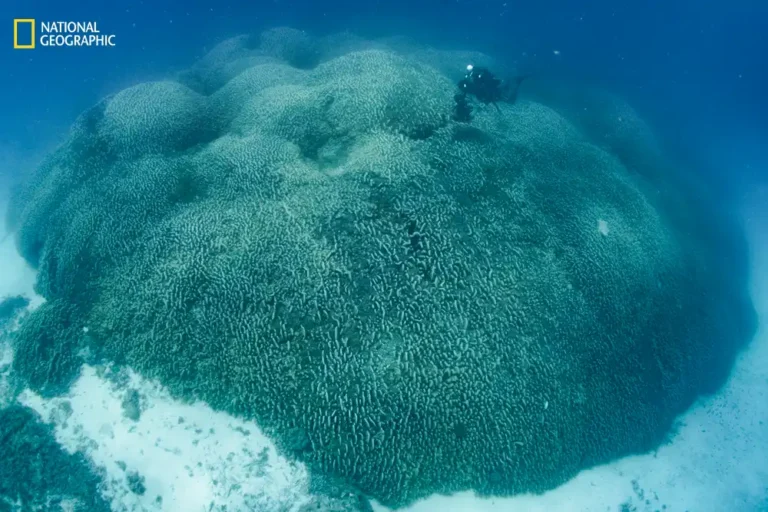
[372,190,768,512]
[17,365,313,512]
[0,201,42,309]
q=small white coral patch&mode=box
[598,219,610,236]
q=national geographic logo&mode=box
[13,19,116,49]
[12,19,34,48]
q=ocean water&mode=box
[1,1,766,511]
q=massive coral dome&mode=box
[7,27,756,507]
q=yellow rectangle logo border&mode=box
[14,19,35,49]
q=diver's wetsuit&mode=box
[458,66,504,104]
[453,65,527,122]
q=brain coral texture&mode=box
[7,26,756,508]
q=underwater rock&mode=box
[126,470,146,495]
[0,295,29,328]
[122,388,142,421]
[0,406,109,511]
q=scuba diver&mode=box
[453,64,528,122]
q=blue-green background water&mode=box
[1,0,766,195]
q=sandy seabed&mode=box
[1,187,766,512]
